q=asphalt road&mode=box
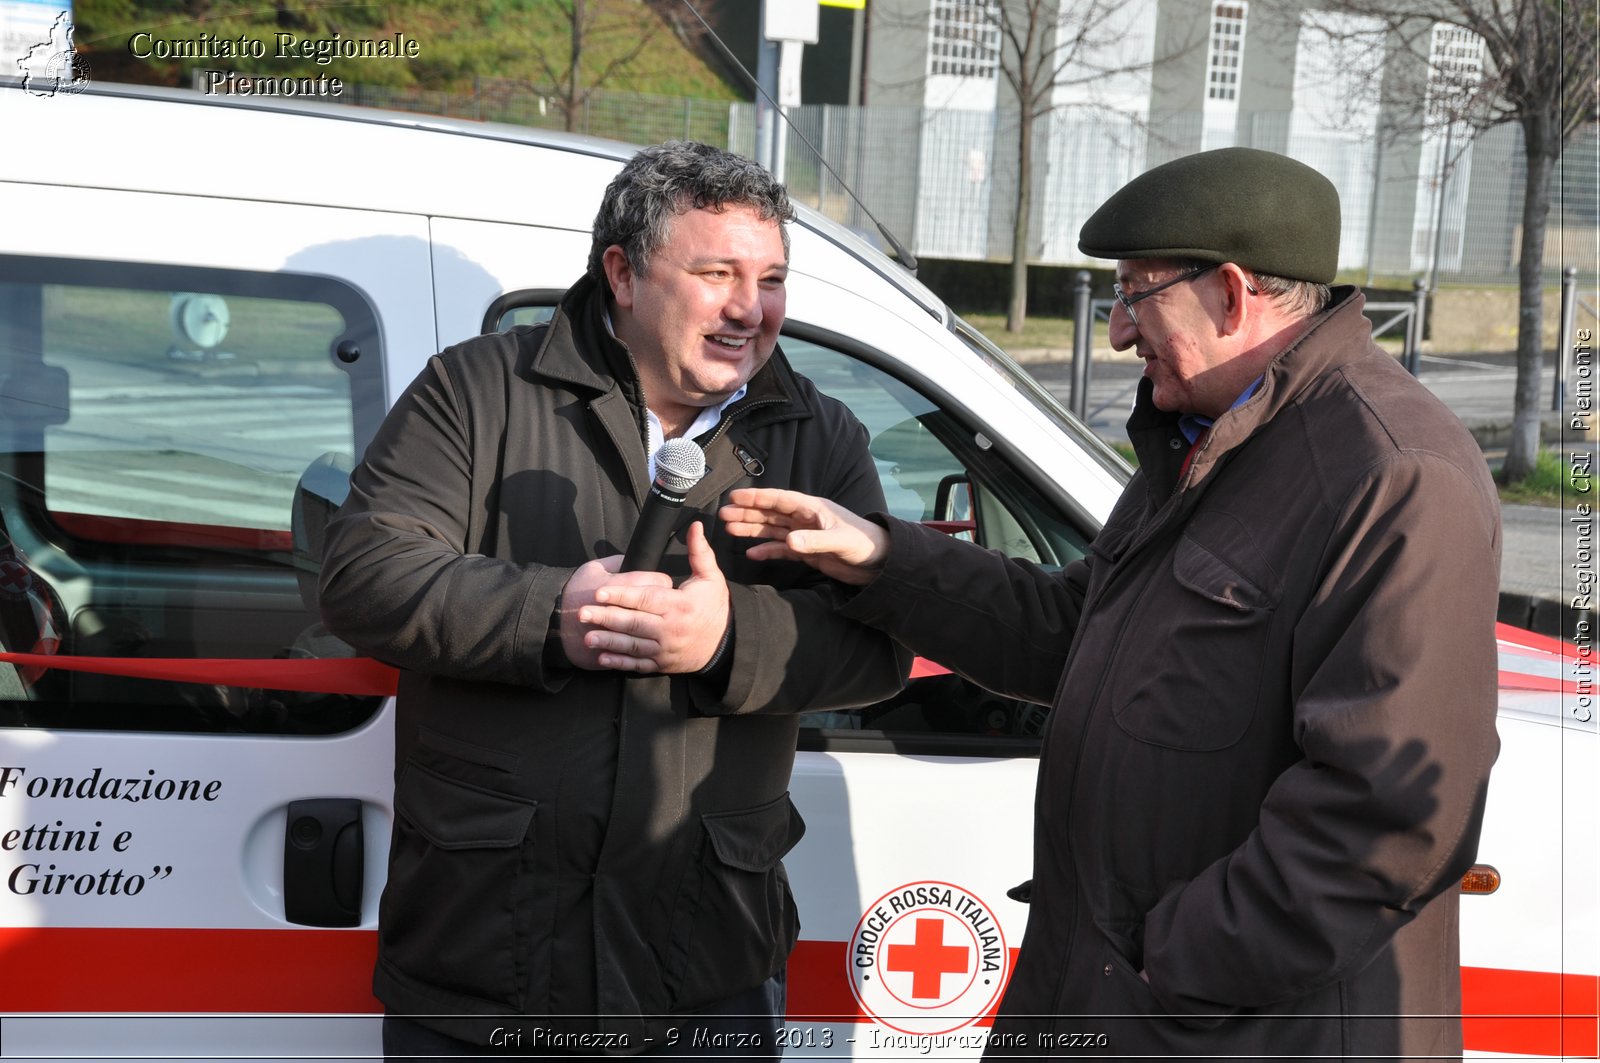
[1023,349,1564,445]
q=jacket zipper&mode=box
[691,398,786,488]
[701,397,785,452]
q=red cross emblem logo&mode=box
[885,917,971,1000]
[846,880,1011,1035]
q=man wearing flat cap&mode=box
[721,147,1502,1058]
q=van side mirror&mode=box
[927,474,978,538]
[935,474,973,524]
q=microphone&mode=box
[621,438,707,572]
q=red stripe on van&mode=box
[0,926,380,1012]
[786,939,870,1022]
[1498,670,1582,693]
[1461,966,1599,1056]
[1496,622,1576,657]
[786,939,1006,1027]
[0,928,1591,1057]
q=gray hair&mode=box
[1248,271,1332,317]
[1171,257,1332,318]
[587,141,795,283]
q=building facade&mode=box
[836,0,1588,284]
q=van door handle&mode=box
[284,798,364,927]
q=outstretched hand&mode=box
[719,488,888,586]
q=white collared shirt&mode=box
[605,307,747,479]
[645,387,746,481]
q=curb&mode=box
[1499,591,1589,642]
[1464,412,1574,451]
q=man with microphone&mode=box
[319,141,905,1060]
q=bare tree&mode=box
[1281,0,1596,481]
[976,0,1199,331]
[531,0,665,132]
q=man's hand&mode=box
[719,488,888,586]
[559,558,674,670]
[575,522,731,674]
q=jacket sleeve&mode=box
[318,354,572,691]
[1142,450,1502,1018]
[700,414,911,715]
[838,513,1089,706]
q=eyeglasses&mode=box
[1112,262,1221,327]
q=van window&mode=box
[780,336,1087,750]
[0,256,386,735]
[486,299,1092,754]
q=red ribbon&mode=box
[0,654,398,697]
[0,653,958,694]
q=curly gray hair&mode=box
[587,141,795,283]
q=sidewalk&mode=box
[1496,502,1584,640]
[1022,350,1594,641]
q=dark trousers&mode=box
[383,971,787,1062]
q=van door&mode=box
[0,183,432,1060]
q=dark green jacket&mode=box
[320,275,905,1047]
[844,288,1501,1059]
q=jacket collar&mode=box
[1128,285,1373,494]
[528,272,811,430]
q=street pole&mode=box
[1364,118,1384,288]
[1427,120,1456,296]
[755,15,778,173]
[1071,271,1092,421]
[756,0,819,177]
[1555,265,1578,412]
[1408,278,1427,377]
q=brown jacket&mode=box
[319,276,906,1046]
[844,288,1501,1058]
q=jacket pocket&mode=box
[1092,879,1156,974]
[1111,526,1276,751]
[380,762,537,1008]
[664,792,806,1010]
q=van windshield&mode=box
[949,316,1131,481]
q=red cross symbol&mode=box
[0,561,30,595]
[886,917,970,1000]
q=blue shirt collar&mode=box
[1178,376,1263,444]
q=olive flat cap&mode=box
[1078,148,1340,283]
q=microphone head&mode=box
[654,438,707,494]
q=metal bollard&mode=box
[1407,279,1427,376]
[1070,271,1093,421]
[1555,266,1577,412]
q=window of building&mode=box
[929,0,1000,80]
[1410,23,1485,269]
[1206,2,1249,101]
[1423,22,1484,122]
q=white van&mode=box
[0,80,1592,1061]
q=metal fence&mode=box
[331,78,1598,288]
[341,78,734,147]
